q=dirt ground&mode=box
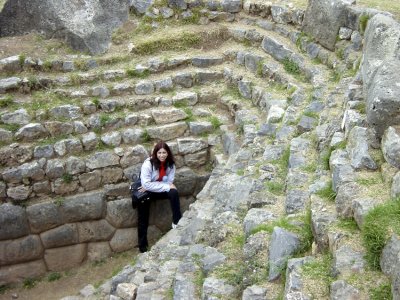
[0,249,138,300]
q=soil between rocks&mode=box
[0,249,139,300]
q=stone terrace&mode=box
[0,0,400,299]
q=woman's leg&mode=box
[137,200,151,252]
[167,189,182,225]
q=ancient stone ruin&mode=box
[0,0,400,299]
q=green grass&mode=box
[208,116,223,130]
[336,218,359,233]
[265,181,285,195]
[0,123,20,133]
[142,129,151,142]
[53,197,64,207]
[126,68,150,78]
[303,111,319,119]
[47,272,62,282]
[99,114,111,127]
[282,57,301,76]
[23,278,37,289]
[362,197,400,270]
[183,107,195,122]
[133,32,202,55]
[236,169,245,176]
[301,162,317,173]
[62,173,73,184]
[0,95,14,108]
[301,253,334,297]
[356,174,383,186]
[0,285,8,295]
[359,14,370,34]
[315,181,336,202]
[251,210,313,255]
[369,283,392,300]
[320,147,333,171]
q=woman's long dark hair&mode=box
[150,141,175,170]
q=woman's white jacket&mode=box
[140,158,175,193]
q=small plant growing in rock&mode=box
[142,129,151,142]
[315,181,336,201]
[126,68,150,78]
[0,95,14,108]
[62,173,73,183]
[183,107,195,122]
[47,272,62,282]
[369,283,392,300]
[18,53,26,67]
[282,57,300,76]
[208,116,222,130]
[23,278,37,289]
[43,60,53,71]
[359,14,370,34]
[362,197,400,269]
[99,114,111,127]
[91,97,100,109]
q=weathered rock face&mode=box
[362,14,400,137]
[0,0,130,54]
[302,0,347,50]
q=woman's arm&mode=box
[166,164,176,183]
[140,159,170,192]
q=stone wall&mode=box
[0,140,211,285]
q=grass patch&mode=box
[356,173,383,186]
[133,32,202,55]
[53,197,64,207]
[47,272,62,282]
[236,169,245,176]
[315,181,336,202]
[126,68,150,78]
[0,95,14,108]
[99,114,111,127]
[369,283,392,300]
[301,253,334,298]
[335,48,344,60]
[330,69,342,83]
[223,86,242,99]
[23,278,37,289]
[359,14,370,34]
[62,173,73,184]
[252,210,313,254]
[301,162,317,173]
[303,111,319,119]
[265,181,285,195]
[320,147,333,171]
[183,107,195,122]
[282,57,300,76]
[0,123,20,133]
[141,129,151,142]
[208,115,223,130]
[336,218,359,233]
[362,197,400,270]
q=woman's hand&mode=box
[138,186,146,193]
[170,183,177,190]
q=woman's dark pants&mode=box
[137,189,182,252]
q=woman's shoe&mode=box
[139,246,148,253]
[172,223,177,229]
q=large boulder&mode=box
[361,14,400,137]
[362,14,400,92]
[302,0,348,50]
[366,61,400,138]
[0,0,130,54]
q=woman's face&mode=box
[157,148,168,162]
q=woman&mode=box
[137,141,182,253]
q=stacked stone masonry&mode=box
[0,0,400,298]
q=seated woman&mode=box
[137,141,182,253]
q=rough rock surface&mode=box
[0,0,130,54]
